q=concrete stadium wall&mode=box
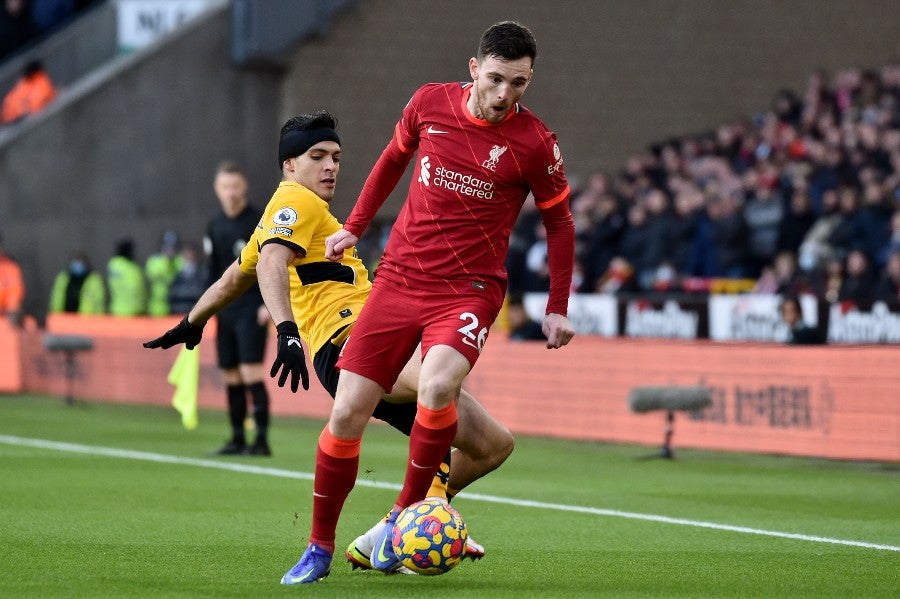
[8,315,898,462]
[2,0,900,320]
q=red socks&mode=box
[309,427,361,553]
[308,403,458,551]
[396,402,458,509]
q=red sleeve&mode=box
[525,127,573,316]
[344,91,422,237]
[343,133,413,237]
[540,195,574,316]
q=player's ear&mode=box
[468,57,478,80]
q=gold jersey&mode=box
[239,180,371,354]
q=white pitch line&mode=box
[1,434,897,553]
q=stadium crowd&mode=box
[7,61,900,322]
[500,62,900,306]
[0,0,100,60]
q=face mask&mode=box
[69,260,87,277]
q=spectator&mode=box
[144,229,181,316]
[596,256,638,294]
[753,265,779,294]
[809,256,844,304]
[798,188,842,272]
[649,260,680,293]
[777,188,816,254]
[523,221,550,292]
[779,296,825,345]
[875,250,900,304]
[742,175,784,277]
[640,188,674,288]
[754,251,806,296]
[580,192,625,292]
[668,184,701,276]
[709,191,749,278]
[505,195,541,296]
[48,251,105,314]
[167,242,206,315]
[878,209,900,266]
[0,233,24,324]
[107,238,146,316]
[505,294,545,341]
[838,249,877,306]
[30,0,75,33]
[825,185,862,260]
[617,202,652,284]
[856,178,893,269]
[0,0,33,59]
[1,60,57,125]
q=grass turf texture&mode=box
[0,395,897,598]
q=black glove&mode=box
[270,321,310,392]
[143,316,204,350]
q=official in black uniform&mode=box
[204,161,272,455]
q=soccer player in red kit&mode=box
[281,21,575,584]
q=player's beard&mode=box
[472,85,510,124]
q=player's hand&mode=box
[542,313,575,349]
[325,228,358,261]
[143,316,204,350]
[270,321,310,392]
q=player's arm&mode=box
[327,96,421,260]
[188,260,258,325]
[257,241,310,392]
[326,138,413,260]
[143,260,257,350]
[538,197,576,349]
[256,242,295,325]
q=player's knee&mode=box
[464,425,514,468]
[328,401,369,437]
[418,374,462,409]
[488,427,515,468]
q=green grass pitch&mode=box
[1,395,897,598]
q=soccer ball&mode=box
[391,498,468,575]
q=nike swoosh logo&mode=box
[288,339,302,348]
[427,126,448,134]
[410,460,432,470]
[376,535,394,565]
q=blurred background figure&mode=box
[838,249,876,306]
[0,0,33,60]
[779,296,825,345]
[875,250,900,303]
[29,0,76,34]
[144,229,182,317]
[0,232,24,325]
[596,256,638,294]
[505,293,545,341]
[1,59,57,125]
[204,161,271,457]
[48,250,105,314]
[167,242,205,315]
[107,238,146,316]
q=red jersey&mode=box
[345,82,574,315]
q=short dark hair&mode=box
[216,161,244,177]
[477,21,537,64]
[280,110,338,138]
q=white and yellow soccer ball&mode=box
[391,498,468,575]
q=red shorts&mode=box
[336,276,502,393]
